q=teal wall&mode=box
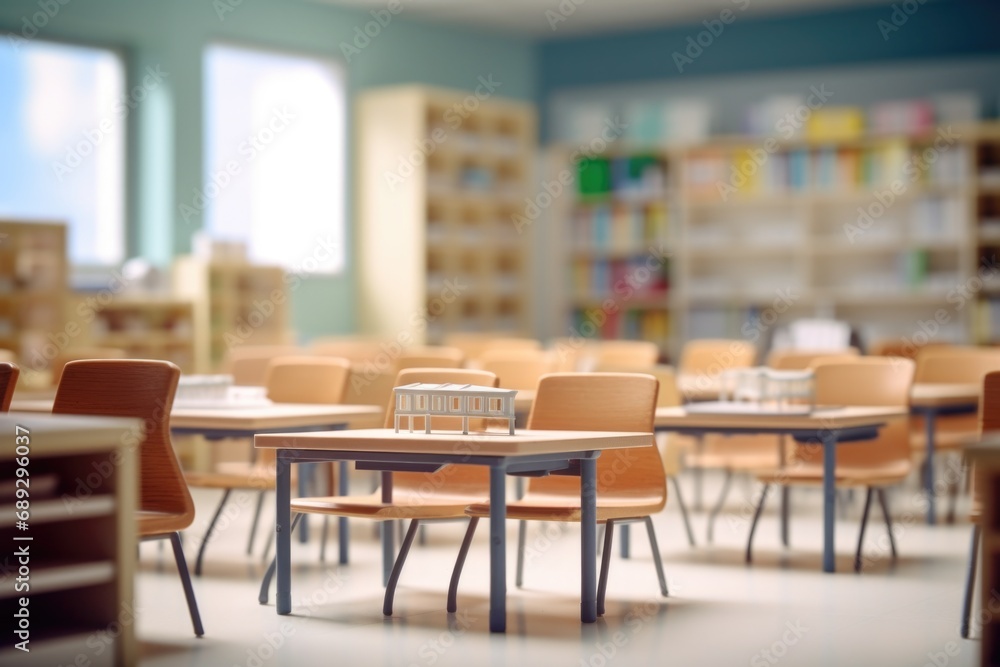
[0,0,537,340]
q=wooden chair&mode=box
[52,360,203,636]
[960,370,1000,638]
[588,340,660,369]
[185,357,352,574]
[226,345,302,386]
[50,347,127,387]
[0,362,19,412]
[764,348,859,369]
[869,338,950,360]
[258,368,499,616]
[478,348,555,391]
[0,349,16,364]
[911,346,1000,522]
[746,357,915,572]
[449,372,666,616]
[443,332,539,363]
[394,346,464,372]
[309,337,385,364]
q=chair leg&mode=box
[320,517,330,563]
[419,524,427,546]
[195,488,232,576]
[745,484,770,564]
[169,532,204,637]
[670,476,696,547]
[620,524,631,559]
[643,516,669,598]
[597,520,615,617]
[259,513,303,605]
[246,490,266,556]
[261,527,274,565]
[515,520,527,588]
[962,524,982,639]
[707,469,733,544]
[854,488,874,573]
[876,488,897,561]
[448,517,479,613]
[383,519,420,616]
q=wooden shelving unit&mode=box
[0,413,139,667]
[70,294,197,373]
[549,123,996,358]
[356,85,537,344]
[0,221,68,372]
[171,257,291,372]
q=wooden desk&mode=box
[254,427,650,633]
[0,413,141,667]
[654,404,905,573]
[910,383,980,525]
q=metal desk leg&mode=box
[581,456,598,622]
[276,450,293,614]
[489,463,507,633]
[381,471,394,587]
[925,410,937,525]
[297,463,311,543]
[339,462,350,565]
[822,432,837,573]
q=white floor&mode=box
[129,470,980,667]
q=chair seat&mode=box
[755,460,912,488]
[138,510,192,537]
[185,462,297,490]
[291,488,487,520]
[465,491,665,523]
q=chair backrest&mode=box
[478,349,555,392]
[0,349,16,364]
[395,346,464,372]
[795,357,914,469]
[981,371,1000,435]
[0,362,19,412]
[388,368,499,496]
[52,360,194,522]
[588,340,659,369]
[50,347,128,387]
[264,356,352,404]
[869,339,950,360]
[227,345,303,386]
[309,337,385,364]
[443,333,537,361]
[678,339,756,376]
[766,348,859,370]
[526,373,663,505]
[345,367,397,421]
[914,346,1000,384]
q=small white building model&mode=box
[719,367,815,410]
[393,383,518,435]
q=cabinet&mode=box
[0,221,68,374]
[71,295,196,373]
[0,413,139,666]
[171,257,291,372]
[356,85,537,344]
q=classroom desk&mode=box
[909,383,980,525]
[676,374,724,402]
[254,427,649,633]
[654,404,905,573]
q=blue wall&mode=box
[0,0,537,339]
[538,0,1000,139]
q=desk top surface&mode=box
[654,404,906,430]
[254,427,651,456]
[0,413,141,457]
[909,383,980,408]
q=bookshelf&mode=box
[559,151,674,354]
[0,221,68,374]
[71,295,197,373]
[171,257,292,372]
[550,123,995,358]
[0,414,139,667]
[356,85,536,344]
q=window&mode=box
[202,44,345,274]
[0,39,125,265]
